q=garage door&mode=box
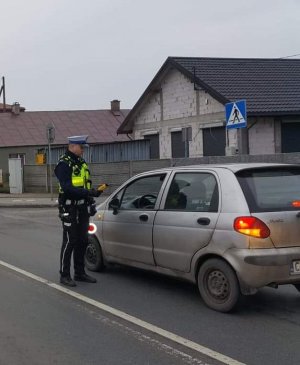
[281,121,300,153]
[203,127,226,156]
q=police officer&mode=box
[54,135,101,287]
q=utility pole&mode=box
[0,76,6,111]
[46,124,55,200]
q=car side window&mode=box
[164,172,219,212]
[116,174,166,210]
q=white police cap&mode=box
[68,135,89,145]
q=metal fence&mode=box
[47,139,150,164]
[24,152,300,194]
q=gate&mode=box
[8,158,23,193]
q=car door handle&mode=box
[197,217,210,225]
[139,214,149,222]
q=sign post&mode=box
[225,100,247,154]
[46,124,55,200]
[182,127,192,158]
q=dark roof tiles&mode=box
[171,57,300,114]
[118,57,300,133]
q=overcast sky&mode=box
[1,0,299,111]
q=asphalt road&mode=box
[0,207,300,365]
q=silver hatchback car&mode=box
[85,163,300,312]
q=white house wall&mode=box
[132,68,275,157]
[134,93,161,126]
[162,69,197,120]
[248,117,275,155]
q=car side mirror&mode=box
[109,198,120,215]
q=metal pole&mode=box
[45,163,48,193]
[48,141,53,200]
[183,128,188,158]
[2,77,6,112]
[46,123,55,200]
[224,127,229,156]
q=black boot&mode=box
[74,273,97,283]
[60,275,77,287]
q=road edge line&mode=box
[0,259,245,365]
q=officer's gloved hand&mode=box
[89,204,97,217]
[86,196,95,205]
[88,188,101,198]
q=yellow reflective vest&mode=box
[57,154,91,193]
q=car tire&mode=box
[85,235,104,272]
[294,284,300,292]
[198,258,240,312]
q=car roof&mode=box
[139,162,300,175]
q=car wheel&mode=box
[85,236,104,272]
[197,258,240,312]
[294,284,300,292]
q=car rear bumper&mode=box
[224,247,300,289]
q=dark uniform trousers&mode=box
[60,203,89,277]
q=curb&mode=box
[0,203,58,208]
[0,196,107,208]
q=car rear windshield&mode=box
[236,166,300,212]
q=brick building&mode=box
[0,100,132,191]
[117,57,300,158]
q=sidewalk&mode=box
[0,193,108,208]
[0,193,58,208]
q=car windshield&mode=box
[236,166,300,212]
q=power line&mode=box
[279,53,300,59]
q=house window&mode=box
[144,134,159,159]
[203,127,226,156]
[171,131,188,158]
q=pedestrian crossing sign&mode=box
[225,100,247,129]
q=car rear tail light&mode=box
[234,216,270,238]
[292,200,300,208]
[88,223,97,234]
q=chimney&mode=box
[11,102,20,115]
[110,99,120,114]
